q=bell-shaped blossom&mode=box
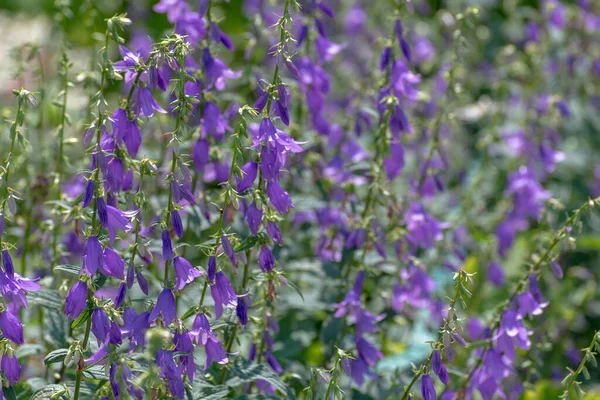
[162,230,173,262]
[236,294,250,326]
[315,36,345,62]
[102,247,125,280]
[156,350,185,399]
[245,203,263,235]
[221,236,237,266]
[112,108,143,157]
[266,180,294,214]
[82,236,103,276]
[173,256,202,290]
[237,161,258,193]
[135,87,166,117]
[209,22,234,51]
[92,307,110,344]
[113,46,142,83]
[174,330,196,381]
[202,102,231,140]
[64,280,88,320]
[102,205,137,244]
[1,353,21,385]
[149,288,177,325]
[258,246,275,273]
[266,222,283,244]
[192,139,210,173]
[404,203,445,250]
[205,335,228,369]
[0,311,24,344]
[203,48,241,91]
[210,271,237,319]
[2,250,14,279]
[171,210,184,239]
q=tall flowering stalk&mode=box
[0,89,40,391]
[50,52,72,268]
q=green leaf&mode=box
[26,377,49,394]
[94,273,108,290]
[44,349,69,365]
[54,264,81,275]
[44,310,69,348]
[283,276,304,302]
[226,358,291,398]
[30,385,69,400]
[71,303,92,329]
[181,306,198,320]
[83,365,108,380]
[16,344,44,359]
[70,191,84,207]
[189,382,230,400]
[3,386,16,400]
[234,236,259,252]
[28,289,63,311]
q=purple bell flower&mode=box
[82,236,103,276]
[2,250,14,279]
[221,236,237,266]
[135,87,166,117]
[137,272,149,295]
[1,353,21,385]
[266,222,283,244]
[173,256,202,291]
[266,181,294,214]
[205,335,228,369]
[149,288,177,325]
[92,307,110,344]
[432,350,442,374]
[171,211,184,239]
[109,321,122,346]
[64,280,88,320]
[114,282,127,308]
[209,22,234,51]
[192,139,210,174]
[162,230,173,262]
[0,311,24,344]
[550,261,563,279]
[111,108,143,157]
[207,256,216,284]
[488,262,505,287]
[421,374,436,400]
[202,102,231,140]
[210,271,237,319]
[245,203,263,235]
[102,247,125,280]
[237,161,258,193]
[82,180,94,208]
[156,350,185,399]
[258,246,275,273]
[438,364,449,385]
[236,294,250,326]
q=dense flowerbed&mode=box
[0,0,599,399]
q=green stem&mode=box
[562,332,600,397]
[74,294,93,400]
[400,287,462,400]
[51,55,70,265]
[219,255,251,383]
[20,203,32,275]
[458,199,597,392]
[73,29,111,400]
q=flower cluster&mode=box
[0,0,599,399]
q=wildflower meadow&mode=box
[0,0,599,399]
